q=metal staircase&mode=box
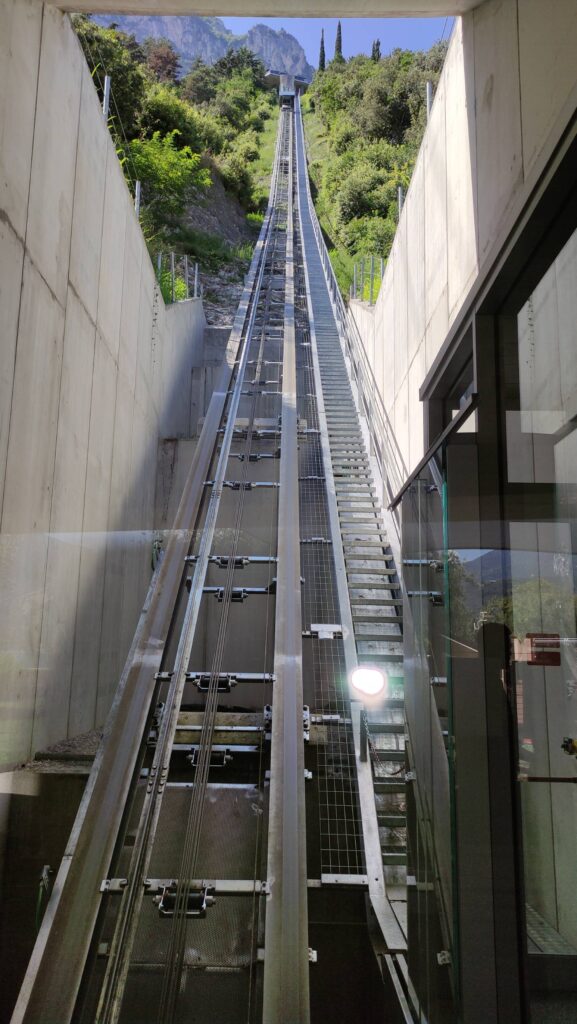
[295,97,408,935]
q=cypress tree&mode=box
[371,39,381,62]
[318,29,325,72]
[334,21,343,61]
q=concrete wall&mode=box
[0,0,206,765]
[349,0,577,476]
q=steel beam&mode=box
[263,109,310,1024]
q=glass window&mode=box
[500,224,577,1018]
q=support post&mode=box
[156,251,162,284]
[369,254,375,305]
[426,80,433,120]
[102,75,111,119]
[134,180,141,217]
[353,262,357,299]
[397,186,404,220]
[170,251,175,304]
[194,262,199,299]
[360,258,365,301]
[184,255,189,299]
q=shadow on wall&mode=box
[0,297,206,769]
[0,2,214,767]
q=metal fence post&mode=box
[369,255,375,305]
[397,186,404,221]
[170,251,175,304]
[360,258,365,301]
[194,262,199,299]
[184,255,189,299]
[157,252,162,284]
[353,263,357,300]
[426,80,433,120]
[102,75,111,119]
[134,180,141,217]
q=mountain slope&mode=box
[93,14,315,80]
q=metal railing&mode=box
[351,255,385,305]
[296,96,408,538]
[155,252,202,304]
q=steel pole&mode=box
[426,80,433,120]
[102,75,111,119]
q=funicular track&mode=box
[12,100,410,1024]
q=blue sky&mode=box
[221,17,454,67]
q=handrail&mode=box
[388,394,477,511]
[296,95,407,539]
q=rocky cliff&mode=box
[93,14,315,80]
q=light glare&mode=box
[351,666,387,697]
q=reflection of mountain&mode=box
[462,547,575,602]
[93,15,315,80]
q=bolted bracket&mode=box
[100,878,128,894]
[303,624,343,640]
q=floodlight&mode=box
[351,666,387,698]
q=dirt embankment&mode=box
[185,163,255,327]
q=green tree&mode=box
[180,58,219,104]
[213,47,266,89]
[140,84,202,150]
[371,39,381,62]
[143,37,181,82]
[73,15,146,137]
[304,39,448,292]
[334,21,344,63]
[318,30,326,72]
[128,130,211,237]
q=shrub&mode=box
[140,83,202,151]
[128,130,211,235]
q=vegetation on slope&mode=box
[73,16,278,306]
[303,41,447,296]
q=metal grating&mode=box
[294,224,367,877]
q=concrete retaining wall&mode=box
[0,0,206,765]
[349,0,577,476]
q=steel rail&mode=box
[262,109,310,1024]
[157,114,293,1021]
[11,110,287,1024]
[95,114,292,1024]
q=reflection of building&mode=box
[347,5,577,1021]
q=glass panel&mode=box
[402,453,458,1023]
[500,225,577,1017]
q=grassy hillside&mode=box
[73,15,279,302]
[303,44,447,297]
